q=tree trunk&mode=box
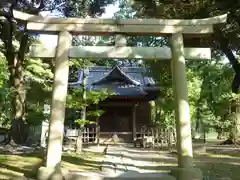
[195,99,201,134]
[220,40,240,144]
[76,129,83,153]
[9,55,26,144]
[235,104,240,144]
[231,100,240,144]
[2,19,28,144]
[1,2,42,145]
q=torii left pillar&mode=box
[37,31,71,180]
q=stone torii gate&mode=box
[13,10,227,180]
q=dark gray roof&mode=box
[92,66,141,86]
[69,65,159,97]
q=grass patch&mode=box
[0,153,43,180]
[138,147,240,180]
[194,153,240,180]
[0,151,103,180]
[166,150,240,180]
[61,151,103,172]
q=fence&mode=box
[136,127,176,147]
[26,124,176,148]
[65,126,100,145]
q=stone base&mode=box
[170,167,202,180]
[37,166,69,180]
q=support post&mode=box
[132,104,137,141]
[46,31,71,168]
[76,62,88,153]
[170,33,202,180]
[95,104,100,145]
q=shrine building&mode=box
[68,65,160,142]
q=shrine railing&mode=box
[136,127,176,147]
[65,126,100,145]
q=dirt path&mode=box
[83,144,175,178]
[0,143,238,179]
[83,143,240,180]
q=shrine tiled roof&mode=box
[69,65,159,98]
[92,66,141,86]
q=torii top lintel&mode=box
[12,10,227,36]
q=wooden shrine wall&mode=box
[135,103,151,131]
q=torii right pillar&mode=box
[170,33,202,180]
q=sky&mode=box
[39,3,119,47]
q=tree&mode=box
[108,1,240,144]
[0,53,13,128]
[131,0,239,91]
[66,70,115,152]
[130,0,240,143]
[24,57,53,126]
[0,0,117,144]
[66,88,114,125]
[0,0,53,144]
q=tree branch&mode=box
[17,23,28,62]
[220,39,240,94]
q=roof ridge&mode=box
[88,65,147,73]
[91,65,141,86]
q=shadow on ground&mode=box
[98,144,240,180]
[0,150,102,180]
[0,143,239,180]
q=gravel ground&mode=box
[82,144,172,178]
